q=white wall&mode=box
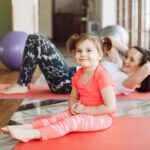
[39,0,53,38]
[101,0,117,28]
[94,0,117,28]
[11,0,39,33]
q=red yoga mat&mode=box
[117,91,150,100]
[0,84,68,99]
[13,117,150,150]
[0,84,150,100]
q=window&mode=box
[117,0,150,50]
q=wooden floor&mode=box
[0,62,41,127]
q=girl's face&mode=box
[75,39,102,69]
[121,48,143,74]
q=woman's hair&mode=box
[66,33,103,57]
[133,46,150,92]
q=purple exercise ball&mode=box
[0,31,29,70]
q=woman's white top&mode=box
[101,61,134,94]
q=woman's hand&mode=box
[102,37,112,53]
[104,48,113,55]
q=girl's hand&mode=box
[72,102,85,114]
[70,103,78,115]
[104,48,113,55]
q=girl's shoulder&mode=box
[72,67,83,80]
[93,64,113,83]
[95,64,115,89]
[95,64,111,77]
[74,67,83,75]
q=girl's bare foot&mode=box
[0,127,9,134]
[0,83,28,94]
[0,127,10,134]
[0,124,33,134]
[8,127,41,142]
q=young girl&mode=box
[0,33,150,95]
[0,33,116,142]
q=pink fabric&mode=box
[32,110,72,128]
[72,64,115,106]
[32,110,112,140]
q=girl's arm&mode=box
[75,86,116,115]
[122,62,150,89]
[68,87,79,114]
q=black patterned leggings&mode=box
[17,33,77,94]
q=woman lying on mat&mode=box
[0,33,150,94]
[102,36,150,94]
[0,33,116,142]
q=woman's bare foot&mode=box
[8,127,41,142]
[0,83,28,94]
[1,124,33,134]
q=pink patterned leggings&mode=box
[32,109,113,140]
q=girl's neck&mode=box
[83,64,99,74]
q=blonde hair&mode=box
[66,33,103,57]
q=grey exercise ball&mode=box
[99,25,129,45]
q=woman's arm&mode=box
[122,62,150,89]
[106,48,123,66]
[74,86,116,115]
[103,36,128,66]
[106,36,128,54]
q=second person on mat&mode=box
[0,33,150,94]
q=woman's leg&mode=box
[0,34,46,94]
[19,33,76,93]
[34,34,76,93]
[0,33,76,94]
